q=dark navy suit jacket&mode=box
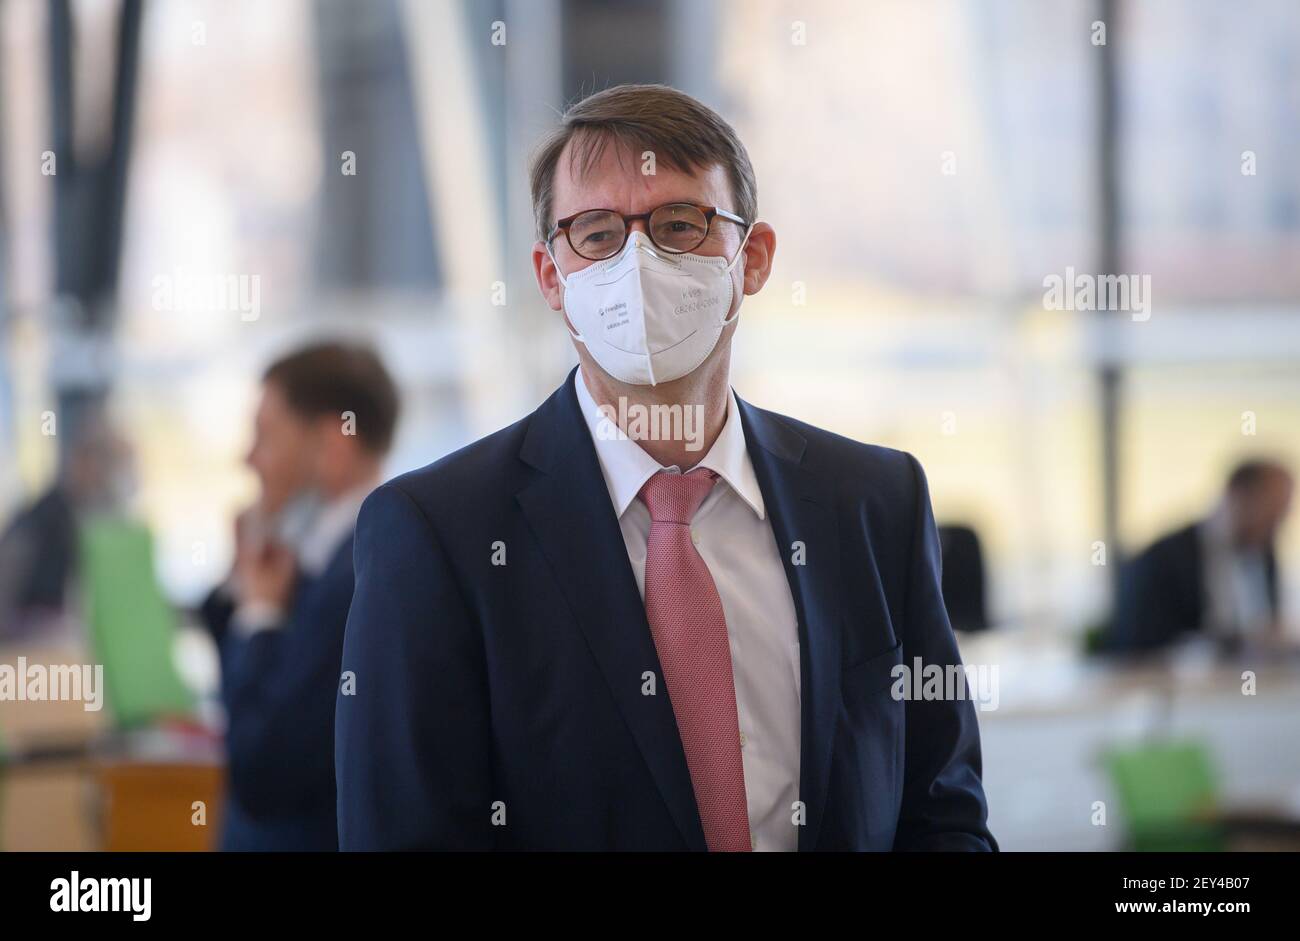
[336,369,994,851]
[202,537,354,851]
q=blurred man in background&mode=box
[201,342,398,851]
[0,406,133,643]
[1111,458,1294,653]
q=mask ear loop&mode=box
[720,223,755,326]
[547,242,585,344]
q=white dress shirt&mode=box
[295,481,375,578]
[1201,502,1273,637]
[575,369,802,851]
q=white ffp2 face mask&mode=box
[550,227,752,386]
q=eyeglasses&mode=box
[548,203,748,261]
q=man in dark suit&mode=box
[1110,459,1293,652]
[202,342,398,850]
[337,85,994,851]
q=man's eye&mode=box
[656,221,703,238]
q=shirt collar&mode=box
[298,477,375,576]
[574,368,766,521]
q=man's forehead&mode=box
[552,136,726,214]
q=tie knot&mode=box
[638,469,719,524]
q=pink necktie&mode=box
[639,468,751,852]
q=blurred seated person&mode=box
[1110,458,1293,653]
[200,342,398,850]
[0,406,132,643]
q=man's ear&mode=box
[532,240,564,311]
[741,222,776,296]
[315,413,354,465]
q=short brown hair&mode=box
[528,84,758,242]
[1227,457,1292,494]
[263,342,400,454]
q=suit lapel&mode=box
[736,397,843,852]
[516,371,707,851]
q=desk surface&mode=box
[960,632,1300,850]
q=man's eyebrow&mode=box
[563,197,714,214]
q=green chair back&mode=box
[1103,740,1224,851]
[80,518,194,728]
